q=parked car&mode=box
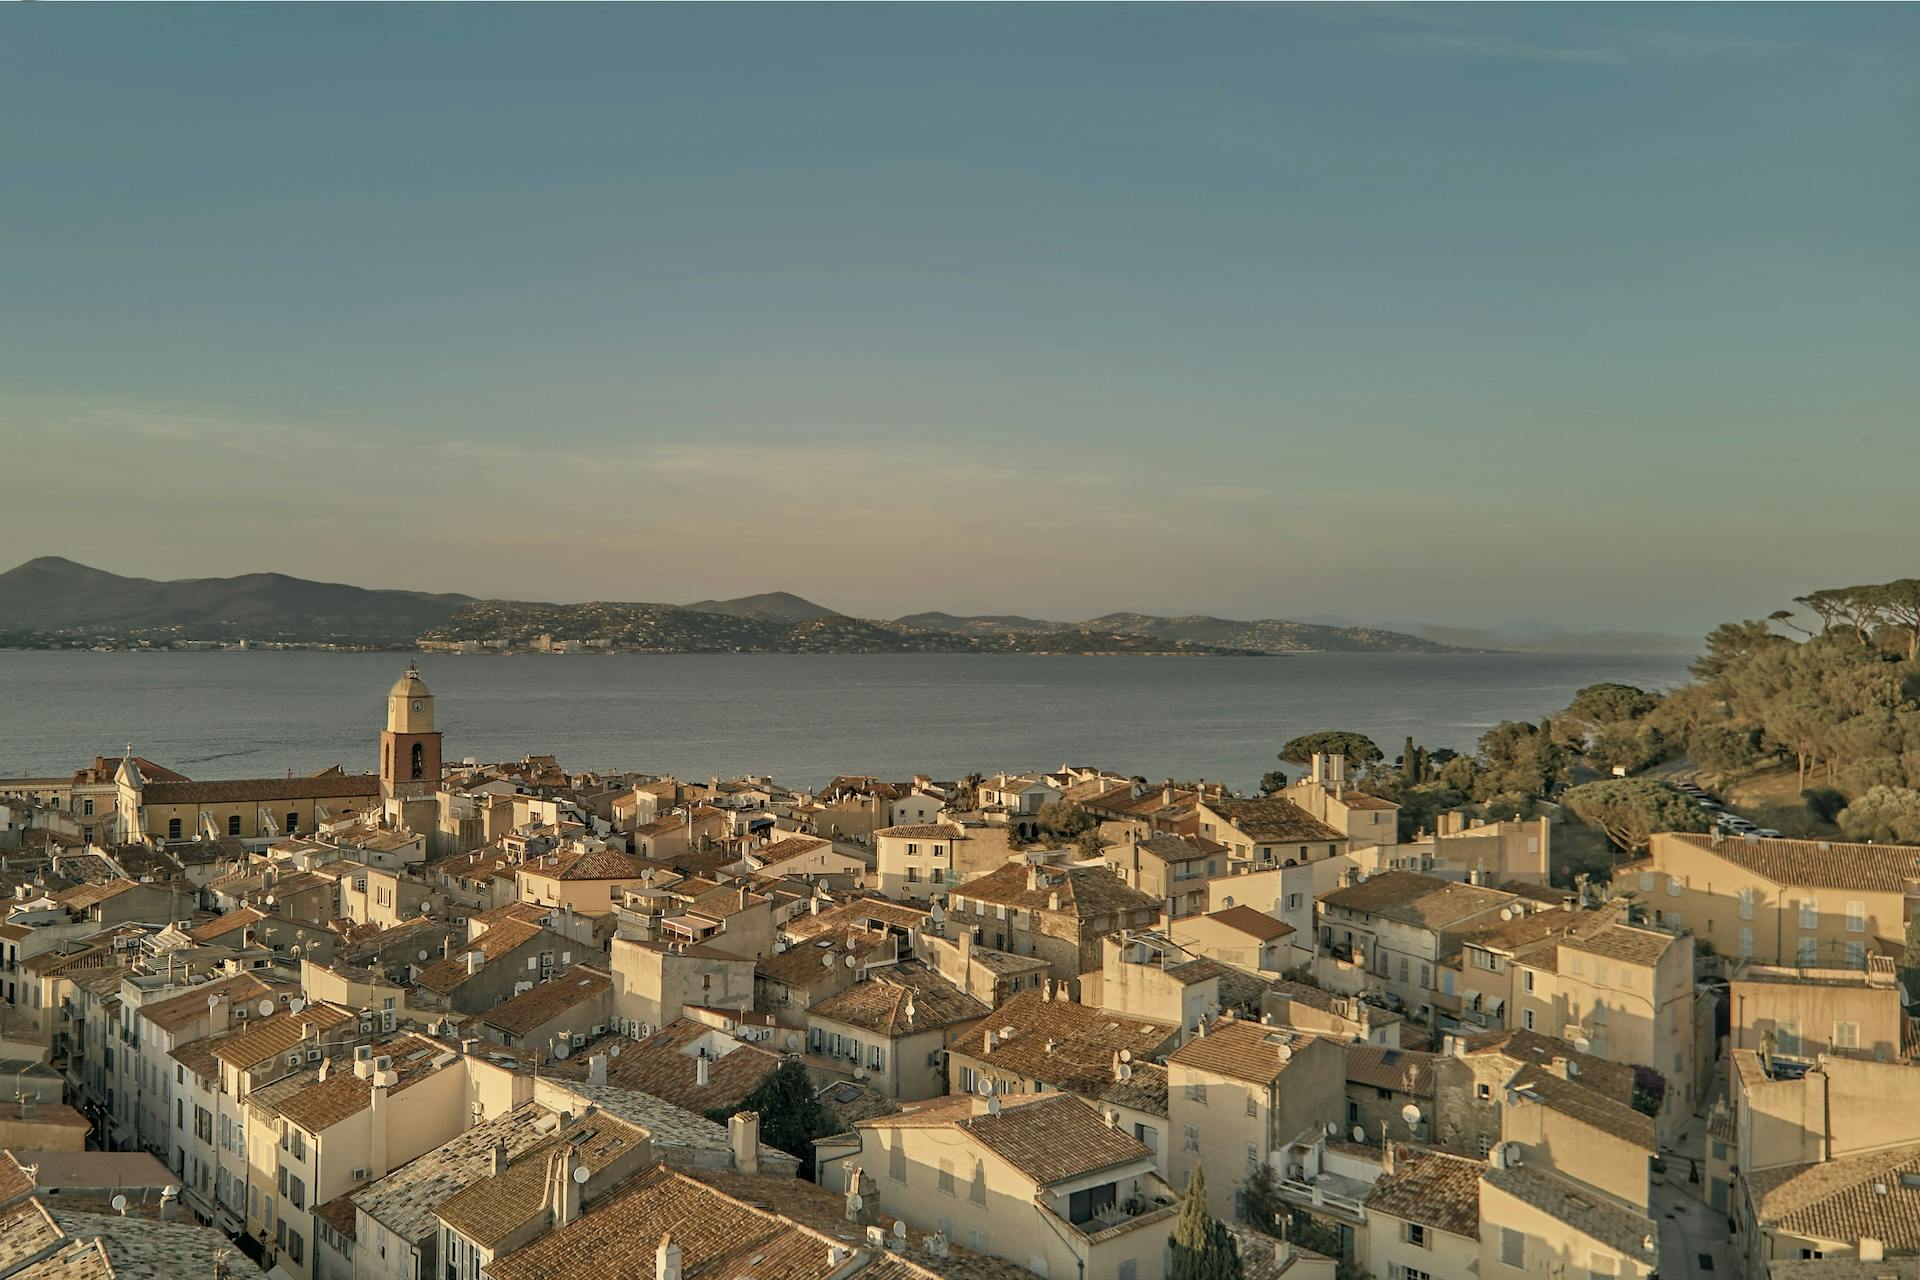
[1752,828,1783,838]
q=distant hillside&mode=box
[2,558,1498,655]
[894,611,1067,635]
[0,557,470,641]
[1083,613,1464,654]
[896,608,1466,653]
[1377,620,1699,656]
[684,592,841,621]
[423,600,1266,655]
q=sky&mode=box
[2,5,1915,635]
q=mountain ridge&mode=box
[0,558,1568,654]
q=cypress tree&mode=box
[1170,1164,1243,1280]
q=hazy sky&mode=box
[3,5,1914,633]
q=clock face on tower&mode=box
[412,700,423,712]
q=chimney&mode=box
[653,1232,684,1280]
[1047,891,1060,912]
[738,885,750,912]
[491,1139,508,1177]
[553,1149,584,1225]
[696,1055,711,1088]
[588,1053,608,1087]
[1310,753,1325,786]
[729,1110,761,1175]
[1162,782,1174,806]
[1382,1141,1396,1176]
[1861,1238,1886,1263]
[317,1057,331,1082]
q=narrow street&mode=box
[1654,1109,1736,1278]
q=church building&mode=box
[114,664,446,845]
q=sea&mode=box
[0,650,1695,792]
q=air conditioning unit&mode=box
[374,1055,392,1071]
[592,1024,605,1036]
[307,1049,321,1062]
[351,1167,368,1181]
[360,1021,373,1034]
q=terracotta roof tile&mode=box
[1166,1018,1320,1087]
[1363,1146,1482,1238]
[480,966,612,1038]
[953,990,1175,1097]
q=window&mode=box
[1522,1009,1535,1031]
[1398,957,1409,983]
[1246,1142,1258,1171]
[1738,888,1755,920]
[1389,1267,1433,1280]
[286,811,298,833]
[1798,937,1818,967]
[83,798,93,816]
[906,866,920,883]
[1476,1083,1492,1101]
[1834,1021,1861,1051]
[1522,970,1534,994]
[1640,871,1654,892]
[1118,1262,1138,1280]
[1846,901,1866,933]
[1846,941,1866,970]
[888,1139,906,1183]
[1185,1082,1207,1104]
[1403,1222,1428,1248]
[1739,927,1754,958]
[1666,877,1681,897]
[970,1161,987,1204]
[1800,897,1819,929]
[1184,1124,1200,1153]
[938,1159,955,1195]
[1478,1135,1492,1157]
[1135,1123,1156,1152]
[168,818,182,840]
[1246,1093,1258,1118]
[1500,1227,1526,1268]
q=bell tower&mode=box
[380,661,443,810]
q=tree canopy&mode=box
[1561,778,1711,852]
[716,1059,835,1173]
[1838,786,1920,843]
[1566,682,1662,725]
[1277,731,1383,770]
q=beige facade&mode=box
[1730,958,1907,1063]
[1634,832,1914,967]
[1165,1021,1346,1222]
[841,1093,1176,1280]
[610,937,754,1032]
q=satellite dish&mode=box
[892,1221,907,1241]
[418,950,430,961]
[553,1041,572,1060]
[930,903,945,922]
[844,954,856,968]
[822,954,836,970]
[845,937,856,951]
[110,1195,127,1213]
[265,895,276,907]
[572,1165,591,1185]
[978,1080,994,1096]
[422,897,437,910]
[1401,1103,1423,1126]
[1324,1121,1340,1137]
[787,1033,801,1050]
[291,945,302,957]
[258,999,276,1017]
[1569,1032,1590,1052]
[847,1192,864,1212]
[1119,1049,1132,1063]
[288,998,306,1014]
[609,1044,621,1058]
[207,995,221,1011]
[1351,1125,1366,1143]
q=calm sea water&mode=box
[0,651,1693,791]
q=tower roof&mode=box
[114,749,143,790]
[389,662,432,700]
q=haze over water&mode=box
[0,651,1692,789]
